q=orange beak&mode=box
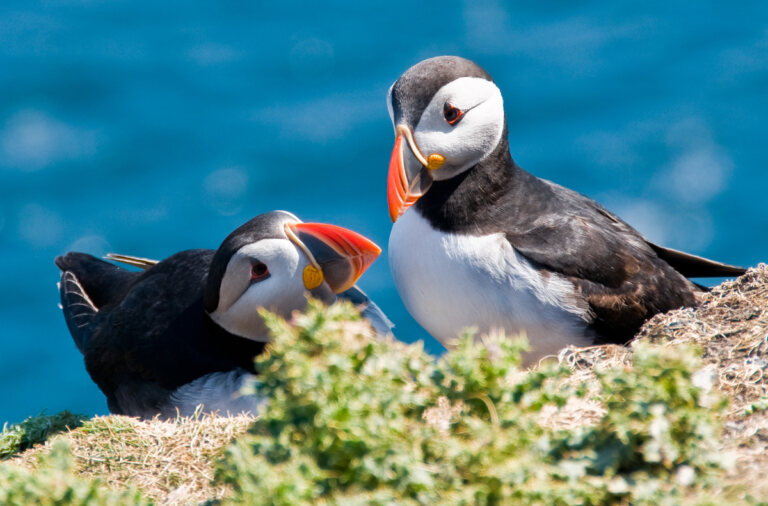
[387,125,435,222]
[388,135,413,222]
[286,222,381,293]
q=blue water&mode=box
[1,1,767,425]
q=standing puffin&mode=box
[386,56,746,363]
[56,211,387,419]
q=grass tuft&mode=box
[0,411,87,460]
[0,439,148,505]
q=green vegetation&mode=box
[216,301,732,505]
[1,411,87,460]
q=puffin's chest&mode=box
[388,210,591,355]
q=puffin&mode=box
[56,211,388,419]
[385,56,746,364]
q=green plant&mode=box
[216,301,731,505]
[1,411,87,460]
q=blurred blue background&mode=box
[1,1,766,425]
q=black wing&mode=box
[419,155,746,343]
[86,250,266,413]
[339,286,394,336]
[503,179,743,342]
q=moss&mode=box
[0,411,87,460]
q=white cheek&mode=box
[222,273,308,341]
[210,240,310,341]
[412,78,504,179]
[238,249,308,318]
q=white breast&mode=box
[164,369,264,418]
[388,209,593,364]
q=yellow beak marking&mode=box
[427,153,445,170]
[303,265,324,290]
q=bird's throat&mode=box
[414,135,518,233]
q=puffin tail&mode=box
[647,242,747,278]
[57,270,97,353]
[54,252,138,353]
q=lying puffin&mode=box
[56,211,388,418]
[385,55,745,363]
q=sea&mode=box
[1,1,767,424]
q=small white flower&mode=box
[676,465,695,486]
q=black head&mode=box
[389,55,494,128]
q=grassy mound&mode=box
[2,265,768,504]
[0,441,148,505]
[8,413,252,504]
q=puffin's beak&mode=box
[387,125,443,222]
[286,222,381,293]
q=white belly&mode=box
[165,369,264,418]
[389,209,593,364]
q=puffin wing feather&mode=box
[338,286,394,336]
[105,253,159,270]
[502,180,707,342]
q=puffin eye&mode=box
[443,102,463,126]
[250,262,269,282]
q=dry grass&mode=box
[11,412,253,505]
